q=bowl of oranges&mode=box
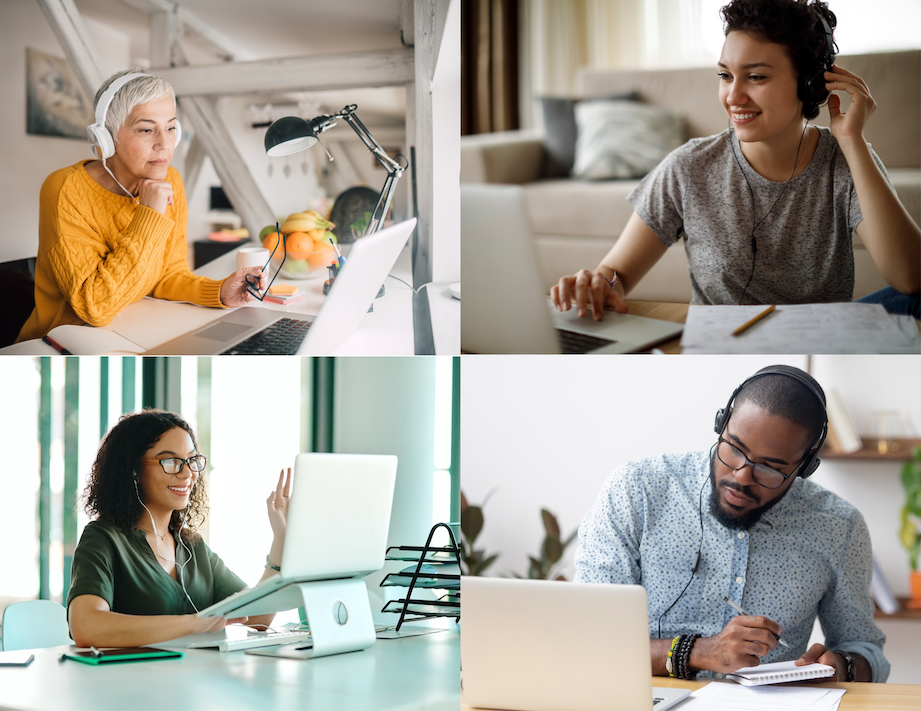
[260,211,339,279]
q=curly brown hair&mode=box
[720,0,838,120]
[81,409,208,543]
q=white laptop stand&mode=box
[228,578,376,659]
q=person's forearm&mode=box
[650,638,673,676]
[841,138,921,294]
[70,608,195,648]
[245,539,284,630]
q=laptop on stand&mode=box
[462,578,691,711]
[144,218,416,355]
[461,185,682,353]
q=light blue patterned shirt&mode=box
[574,451,889,682]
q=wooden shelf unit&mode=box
[874,598,921,620]
[821,438,921,461]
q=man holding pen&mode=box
[574,365,888,682]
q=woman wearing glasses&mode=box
[16,69,264,344]
[67,409,290,648]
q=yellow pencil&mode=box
[732,304,776,336]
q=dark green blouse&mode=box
[66,519,247,616]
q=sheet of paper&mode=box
[681,303,919,354]
[801,688,846,711]
[679,681,836,711]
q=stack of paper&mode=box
[681,303,920,354]
[681,681,846,711]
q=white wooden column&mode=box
[36,0,104,101]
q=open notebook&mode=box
[727,660,836,686]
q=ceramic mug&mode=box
[236,247,270,271]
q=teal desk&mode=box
[0,629,459,710]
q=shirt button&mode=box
[715,673,723,679]
[736,576,744,584]
[738,531,746,539]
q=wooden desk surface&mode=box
[463,677,921,710]
[624,300,688,354]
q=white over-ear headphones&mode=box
[86,72,182,160]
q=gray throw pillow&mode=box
[539,92,639,178]
[572,100,685,179]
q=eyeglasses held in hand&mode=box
[246,223,287,301]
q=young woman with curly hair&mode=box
[551,0,920,318]
[67,409,291,648]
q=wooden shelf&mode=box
[821,438,921,461]
[874,598,921,620]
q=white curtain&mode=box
[521,0,718,128]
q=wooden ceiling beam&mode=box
[153,48,415,96]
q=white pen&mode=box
[722,596,790,648]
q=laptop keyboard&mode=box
[221,318,312,355]
[555,329,615,354]
[188,630,312,653]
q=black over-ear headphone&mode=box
[714,368,828,479]
[797,13,837,106]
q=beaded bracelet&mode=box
[678,633,702,680]
[666,635,681,677]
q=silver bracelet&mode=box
[265,554,280,571]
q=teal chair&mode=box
[1,600,73,651]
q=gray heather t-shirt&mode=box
[627,126,891,305]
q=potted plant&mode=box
[460,490,499,576]
[899,445,921,607]
[516,509,578,581]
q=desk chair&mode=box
[1,600,73,651]
[0,257,36,347]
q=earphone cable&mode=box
[731,120,809,304]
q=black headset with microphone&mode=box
[655,368,828,637]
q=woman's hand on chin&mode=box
[137,178,174,214]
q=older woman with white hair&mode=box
[17,69,263,343]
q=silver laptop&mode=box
[196,453,398,620]
[461,185,683,353]
[461,578,691,711]
[145,218,416,355]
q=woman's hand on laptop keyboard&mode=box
[551,269,628,321]
[191,614,250,635]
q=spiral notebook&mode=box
[727,660,836,686]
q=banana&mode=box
[281,215,331,233]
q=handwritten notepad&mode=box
[727,660,836,686]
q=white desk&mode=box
[0,629,459,711]
[2,243,419,356]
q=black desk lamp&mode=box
[264,104,407,240]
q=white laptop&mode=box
[461,185,683,353]
[195,453,398,620]
[144,217,416,355]
[461,578,691,711]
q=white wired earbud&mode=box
[134,472,199,612]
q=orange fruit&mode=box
[285,231,314,255]
[307,240,337,270]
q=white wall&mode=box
[0,1,130,263]
[334,356,438,621]
[461,355,920,592]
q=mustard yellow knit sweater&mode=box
[17,160,225,342]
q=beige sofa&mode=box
[461,51,921,302]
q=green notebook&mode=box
[61,647,183,665]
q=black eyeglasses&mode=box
[715,437,798,490]
[246,223,287,301]
[141,455,207,475]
